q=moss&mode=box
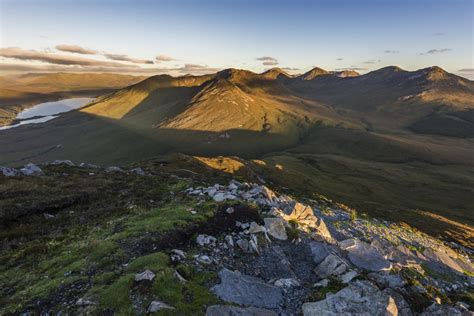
[98,273,135,314]
[126,252,169,272]
[307,278,346,301]
[286,220,300,241]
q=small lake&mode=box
[0,97,94,131]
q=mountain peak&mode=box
[301,67,329,80]
[419,66,449,81]
[260,67,290,79]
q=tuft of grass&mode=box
[307,278,346,301]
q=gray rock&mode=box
[51,160,75,166]
[313,279,329,287]
[274,278,300,288]
[170,249,186,262]
[302,280,398,316]
[225,235,234,247]
[147,301,175,313]
[421,303,465,315]
[237,239,251,253]
[225,207,234,214]
[344,239,392,272]
[1,166,18,177]
[76,298,96,306]
[213,192,226,202]
[43,213,55,220]
[105,166,124,173]
[248,222,266,234]
[135,270,155,282]
[314,254,348,278]
[129,167,145,175]
[196,234,217,247]
[264,218,288,240]
[368,272,406,289]
[340,270,358,283]
[79,162,99,168]
[196,255,213,265]
[211,268,283,309]
[206,305,277,316]
[20,163,44,176]
[309,241,331,265]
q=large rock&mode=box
[20,163,44,176]
[264,218,288,240]
[343,238,392,272]
[302,280,398,316]
[51,160,75,166]
[206,305,277,316]
[309,241,331,265]
[147,301,174,313]
[278,202,332,240]
[1,166,18,177]
[314,254,348,278]
[211,268,283,309]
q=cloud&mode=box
[0,47,137,67]
[281,67,299,71]
[363,60,376,64]
[175,63,220,74]
[156,54,176,62]
[458,68,474,73]
[256,56,279,66]
[433,32,445,36]
[384,50,399,54]
[420,48,452,55]
[337,58,343,61]
[56,44,98,55]
[103,53,154,64]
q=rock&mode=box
[76,298,96,306]
[174,270,187,284]
[225,207,234,214]
[1,166,18,177]
[196,234,217,247]
[135,270,156,282]
[340,270,358,283]
[105,166,124,173]
[196,255,213,265]
[248,222,266,234]
[249,235,259,254]
[421,303,465,315]
[43,213,55,220]
[309,241,331,265]
[343,239,392,272]
[313,279,329,287]
[302,280,398,316]
[422,248,467,274]
[170,249,186,262]
[368,272,406,289]
[274,278,300,288]
[79,162,99,168]
[147,301,175,313]
[213,192,226,202]
[225,235,234,247]
[314,254,348,278]
[228,182,239,190]
[129,167,145,175]
[339,238,357,250]
[206,305,278,316]
[20,163,44,176]
[264,218,288,240]
[236,239,251,253]
[51,160,75,166]
[279,202,332,240]
[211,268,283,309]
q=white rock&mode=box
[1,166,18,177]
[340,270,358,284]
[51,160,75,166]
[313,279,329,287]
[170,249,186,262]
[225,207,234,214]
[264,218,288,240]
[225,235,234,247]
[213,193,226,202]
[135,270,156,282]
[274,278,300,288]
[20,163,44,176]
[196,234,217,247]
[147,301,175,313]
[174,270,187,284]
[248,222,266,234]
[129,167,145,175]
[105,166,124,173]
[76,298,96,306]
[196,255,213,265]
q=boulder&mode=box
[105,166,124,173]
[340,270,358,283]
[20,163,44,176]
[206,305,277,316]
[309,241,331,265]
[51,160,75,166]
[314,254,348,278]
[248,222,266,234]
[302,280,398,316]
[147,301,175,313]
[264,218,288,240]
[343,239,392,272]
[421,303,466,315]
[211,268,283,309]
[279,202,332,240]
[1,166,18,177]
[135,270,155,282]
[129,167,145,175]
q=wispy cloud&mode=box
[156,55,176,62]
[420,48,452,55]
[336,58,343,61]
[433,32,445,36]
[175,63,220,74]
[256,56,279,66]
[103,53,154,64]
[335,67,367,71]
[56,44,98,55]
[384,50,399,54]
[458,68,474,73]
[0,47,137,67]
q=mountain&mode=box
[0,66,473,247]
[0,73,147,125]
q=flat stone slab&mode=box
[344,239,392,272]
[211,268,283,309]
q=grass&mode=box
[308,278,346,301]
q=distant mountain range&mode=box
[1,66,473,242]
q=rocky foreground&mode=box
[1,160,473,315]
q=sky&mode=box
[0,0,473,78]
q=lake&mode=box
[0,97,94,131]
